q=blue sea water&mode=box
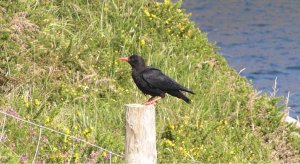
[183,0,300,117]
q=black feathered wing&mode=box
[141,68,194,94]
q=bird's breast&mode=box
[132,72,151,92]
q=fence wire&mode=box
[0,109,124,163]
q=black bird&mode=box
[119,54,194,105]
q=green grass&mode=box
[0,0,299,163]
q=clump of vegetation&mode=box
[0,0,299,163]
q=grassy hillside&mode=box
[0,0,299,163]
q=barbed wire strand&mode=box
[0,110,124,158]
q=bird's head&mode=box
[119,54,146,69]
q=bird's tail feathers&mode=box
[180,94,191,103]
[180,87,195,94]
[168,90,191,103]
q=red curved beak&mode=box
[119,57,129,62]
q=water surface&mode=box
[183,0,300,117]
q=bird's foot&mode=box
[144,97,161,105]
[144,100,157,105]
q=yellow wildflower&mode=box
[177,23,185,32]
[34,99,41,105]
[64,128,70,135]
[64,136,69,143]
[177,9,182,13]
[45,116,50,123]
[169,124,175,130]
[25,101,30,108]
[102,151,107,157]
[178,129,182,134]
[140,38,145,46]
[144,9,150,17]
[73,152,79,161]
[224,120,228,125]
[84,128,89,134]
[151,14,157,19]
[164,0,170,5]
[23,96,30,108]
[178,147,188,157]
[155,2,161,6]
[164,139,175,147]
[84,128,91,137]
[178,147,184,152]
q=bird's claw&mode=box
[144,96,161,105]
[144,100,156,105]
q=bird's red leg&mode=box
[144,97,162,105]
[144,97,155,105]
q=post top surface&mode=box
[125,104,154,108]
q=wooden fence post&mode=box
[125,104,157,164]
